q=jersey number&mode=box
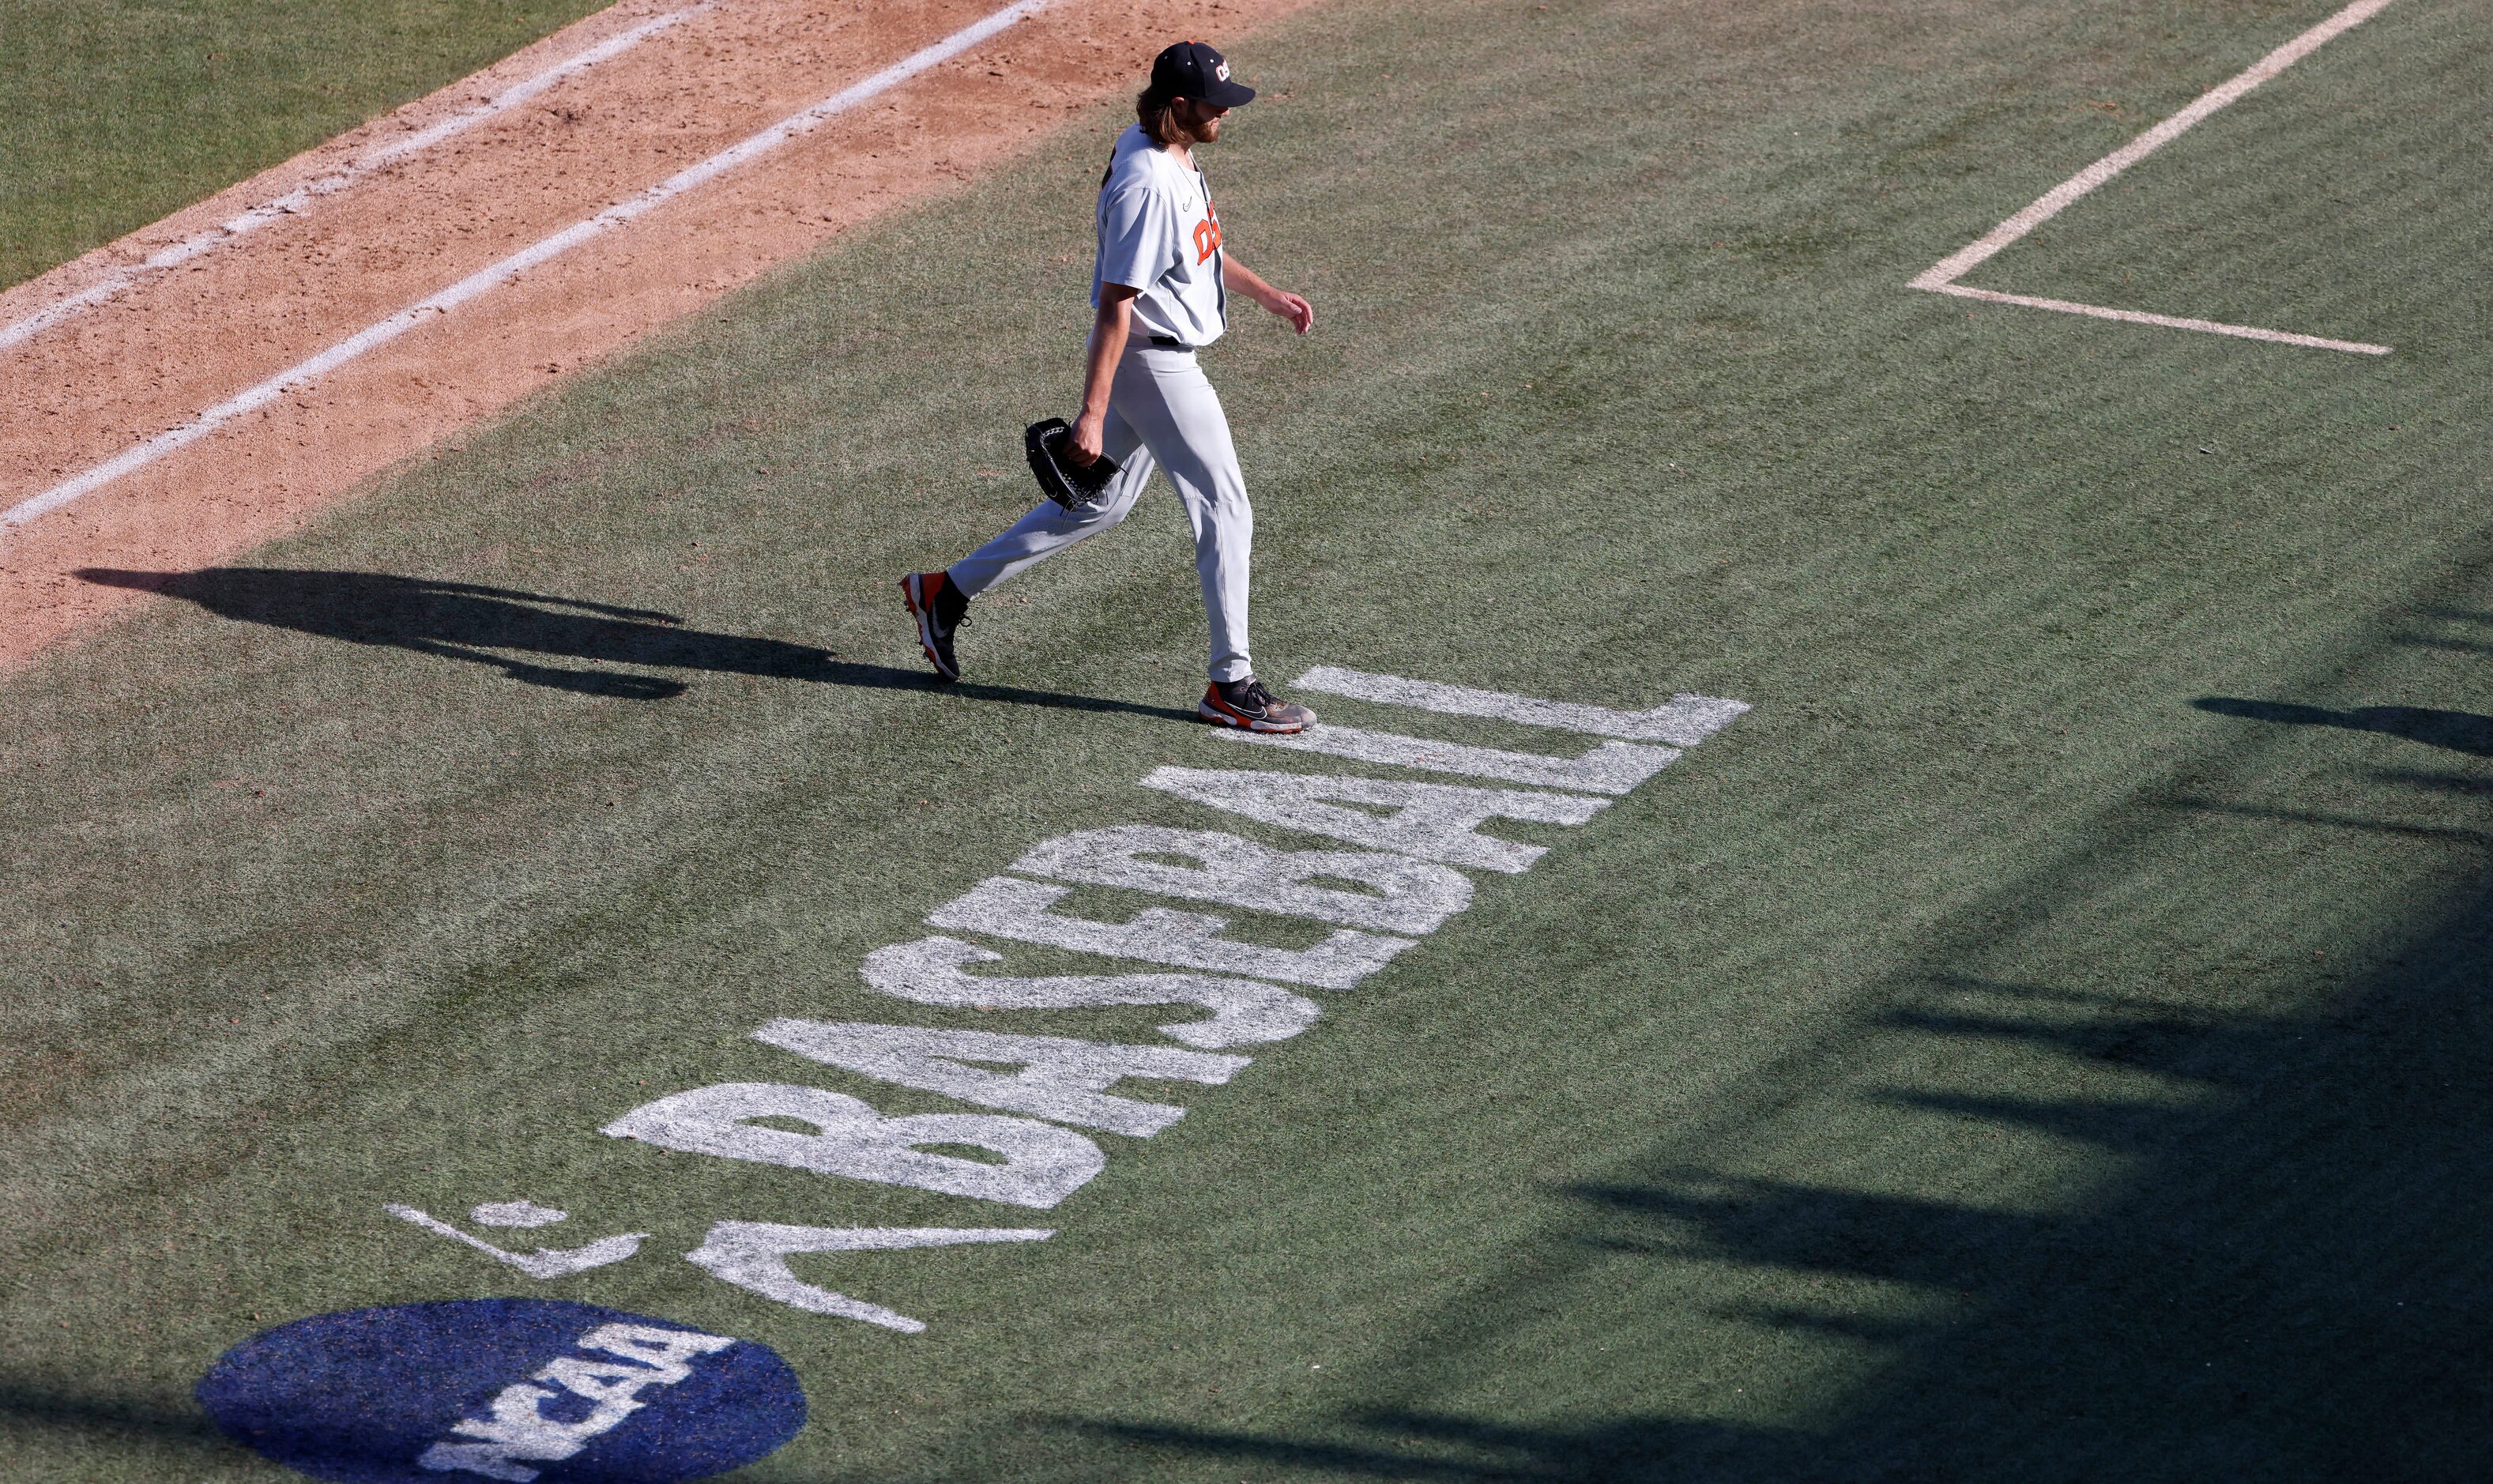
[1193,205,1223,266]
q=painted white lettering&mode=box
[861,936,1320,1049]
[1294,665,1749,744]
[573,1323,735,1384]
[1013,826,1471,932]
[418,1440,544,1482]
[1141,768,1607,875]
[600,1082,1104,1209]
[927,876,1416,989]
[755,1020,1247,1136]
[536,1358,659,1408]
[384,1203,646,1279]
[470,1200,567,1229]
[439,1377,635,1463]
[417,1324,734,1481]
[684,1222,1051,1331]
[1220,720,1682,795]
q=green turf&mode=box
[3,0,2489,1478]
[0,0,610,291]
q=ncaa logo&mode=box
[197,1299,806,1483]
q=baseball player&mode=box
[901,40,1318,733]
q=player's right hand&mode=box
[1070,411,1106,465]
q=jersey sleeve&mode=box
[1094,176,1178,292]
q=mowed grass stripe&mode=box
[2,0,2488,1478]
[0,0,615,292]
[1977,0,2484,345]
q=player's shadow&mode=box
[2193,695,2493,757]
[76,567,1194,721]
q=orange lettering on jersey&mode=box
[1193,204,1223,265]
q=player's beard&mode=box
[1171,101,1223,146]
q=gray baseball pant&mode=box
[947,338,1254,684]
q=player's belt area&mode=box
[1146,335,1190,349]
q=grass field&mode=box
[0,0,608,290]
[5,0,2491,1478]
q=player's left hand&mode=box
[1263,290,1314,335]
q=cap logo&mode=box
[1214,61,1231,81]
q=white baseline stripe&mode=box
[1923,281,2392,355]
[2,0,1051,531]
[0,3,709,355]
[1909,0,2397,353]
[1913,0,2397,288]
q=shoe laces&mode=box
[1230,676,1276,710]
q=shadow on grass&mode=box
[1061,750,2493,1479]
[76,567,1196,721]
[0,1381,234,1462]
[2193,695,2493,756]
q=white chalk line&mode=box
[2,0,1053,532]
[1910,0,2397,355]
[0,3,710,356]
[1921,282,2389,355]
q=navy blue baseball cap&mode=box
[1150,41,1256,107]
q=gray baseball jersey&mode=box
[1094,123,1226,348]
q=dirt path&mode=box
[0,0,1319,670]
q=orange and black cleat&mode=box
[899,571,966,682]
[1198,675,1314,733]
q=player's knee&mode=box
[1086,495,1138,530]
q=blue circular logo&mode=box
[197,1299,806,1483]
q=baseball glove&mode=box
[1024,417,1120,510]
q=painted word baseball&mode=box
[294,664,1745,1479]
[393,663,1743,1301]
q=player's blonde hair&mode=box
[1135,86,1208,149]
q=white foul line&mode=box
[0,3,710,355]
[2,0,1053,532]
[1927,284,2389,354]
[1911,0,2397,356]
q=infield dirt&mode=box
[0,0,1315,669]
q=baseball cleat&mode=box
[1199,676,1314,733]
[899,571,966,681]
